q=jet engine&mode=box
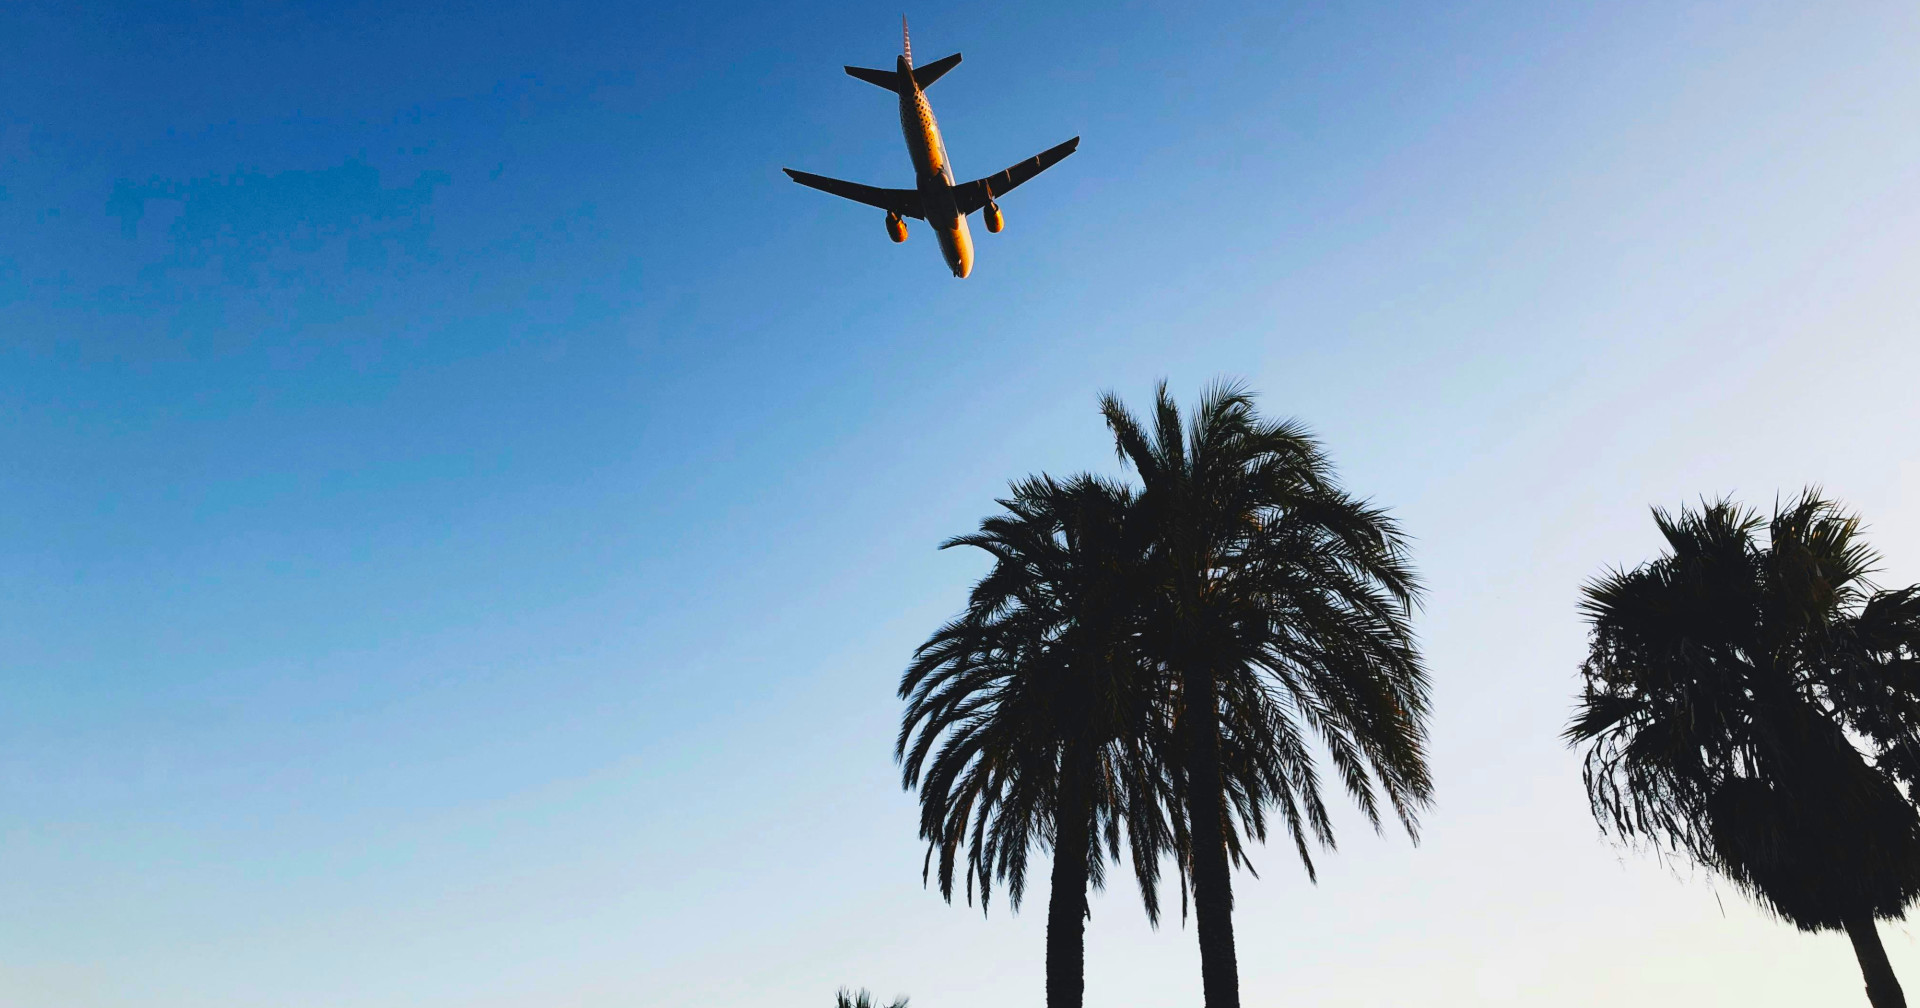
[886,211,908,243]
[984,201,1004,233]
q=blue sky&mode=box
[5,1,1920,1005]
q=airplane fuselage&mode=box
[895,55,973,278]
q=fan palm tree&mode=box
[898,474,1173,1008]
[1099,381,1433,1008]
[1568,493,1920,1008]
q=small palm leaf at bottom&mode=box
[835,987,909,1008]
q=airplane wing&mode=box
[783,169,925,219]
[951,137,1080,215]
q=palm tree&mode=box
[1099,381,1433,1008]
[1568,493,1920,1008]
[898,474,1173,1008]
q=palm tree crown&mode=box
[1569,493,1920,1008]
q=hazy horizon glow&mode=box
[4,2,1920,1005]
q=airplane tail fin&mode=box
[903,15,912,65]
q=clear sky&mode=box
[4,1,1920,1005]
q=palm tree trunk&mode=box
[1046,749,1093,1008]
[1184,666,1241,1008]
[1846,914,1907,1008]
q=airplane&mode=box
[783,19,1079,278]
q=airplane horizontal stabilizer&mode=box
[844,65,905,92]
[783,168,926,219]
[952,136,1081,214]
[844,53,960,93]
[911,53,961,89]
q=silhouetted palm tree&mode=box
[1569,494,1920,1008]
[898,475,1173,1008]
[1100,382,1433,1008]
